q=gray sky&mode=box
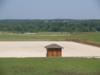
[0,0,100,19]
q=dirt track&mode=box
[0,41,100,58]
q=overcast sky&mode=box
[0,0,100,19]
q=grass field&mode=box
[0,58,100,75]
[0,32,68,41]
[0,32,100,44]
[69,32,100,44]
[0,32,100,75]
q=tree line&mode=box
[0,19,100,33]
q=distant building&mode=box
[45,44,63,57]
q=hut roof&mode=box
[45,44,63,48]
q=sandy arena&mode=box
[0,41,100,58]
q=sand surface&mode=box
[0,41,100,58]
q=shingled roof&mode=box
[45,44,63,48]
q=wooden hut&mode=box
[45,44,63,57]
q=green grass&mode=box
[0,32,68,41]
[0,32,100,44]
[0,58,100,75]
[69,32,100,44]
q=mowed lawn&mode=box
[0,58,100,75]
[70,32,100,44]
[0,32,100,43]
[0,32,67,41]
